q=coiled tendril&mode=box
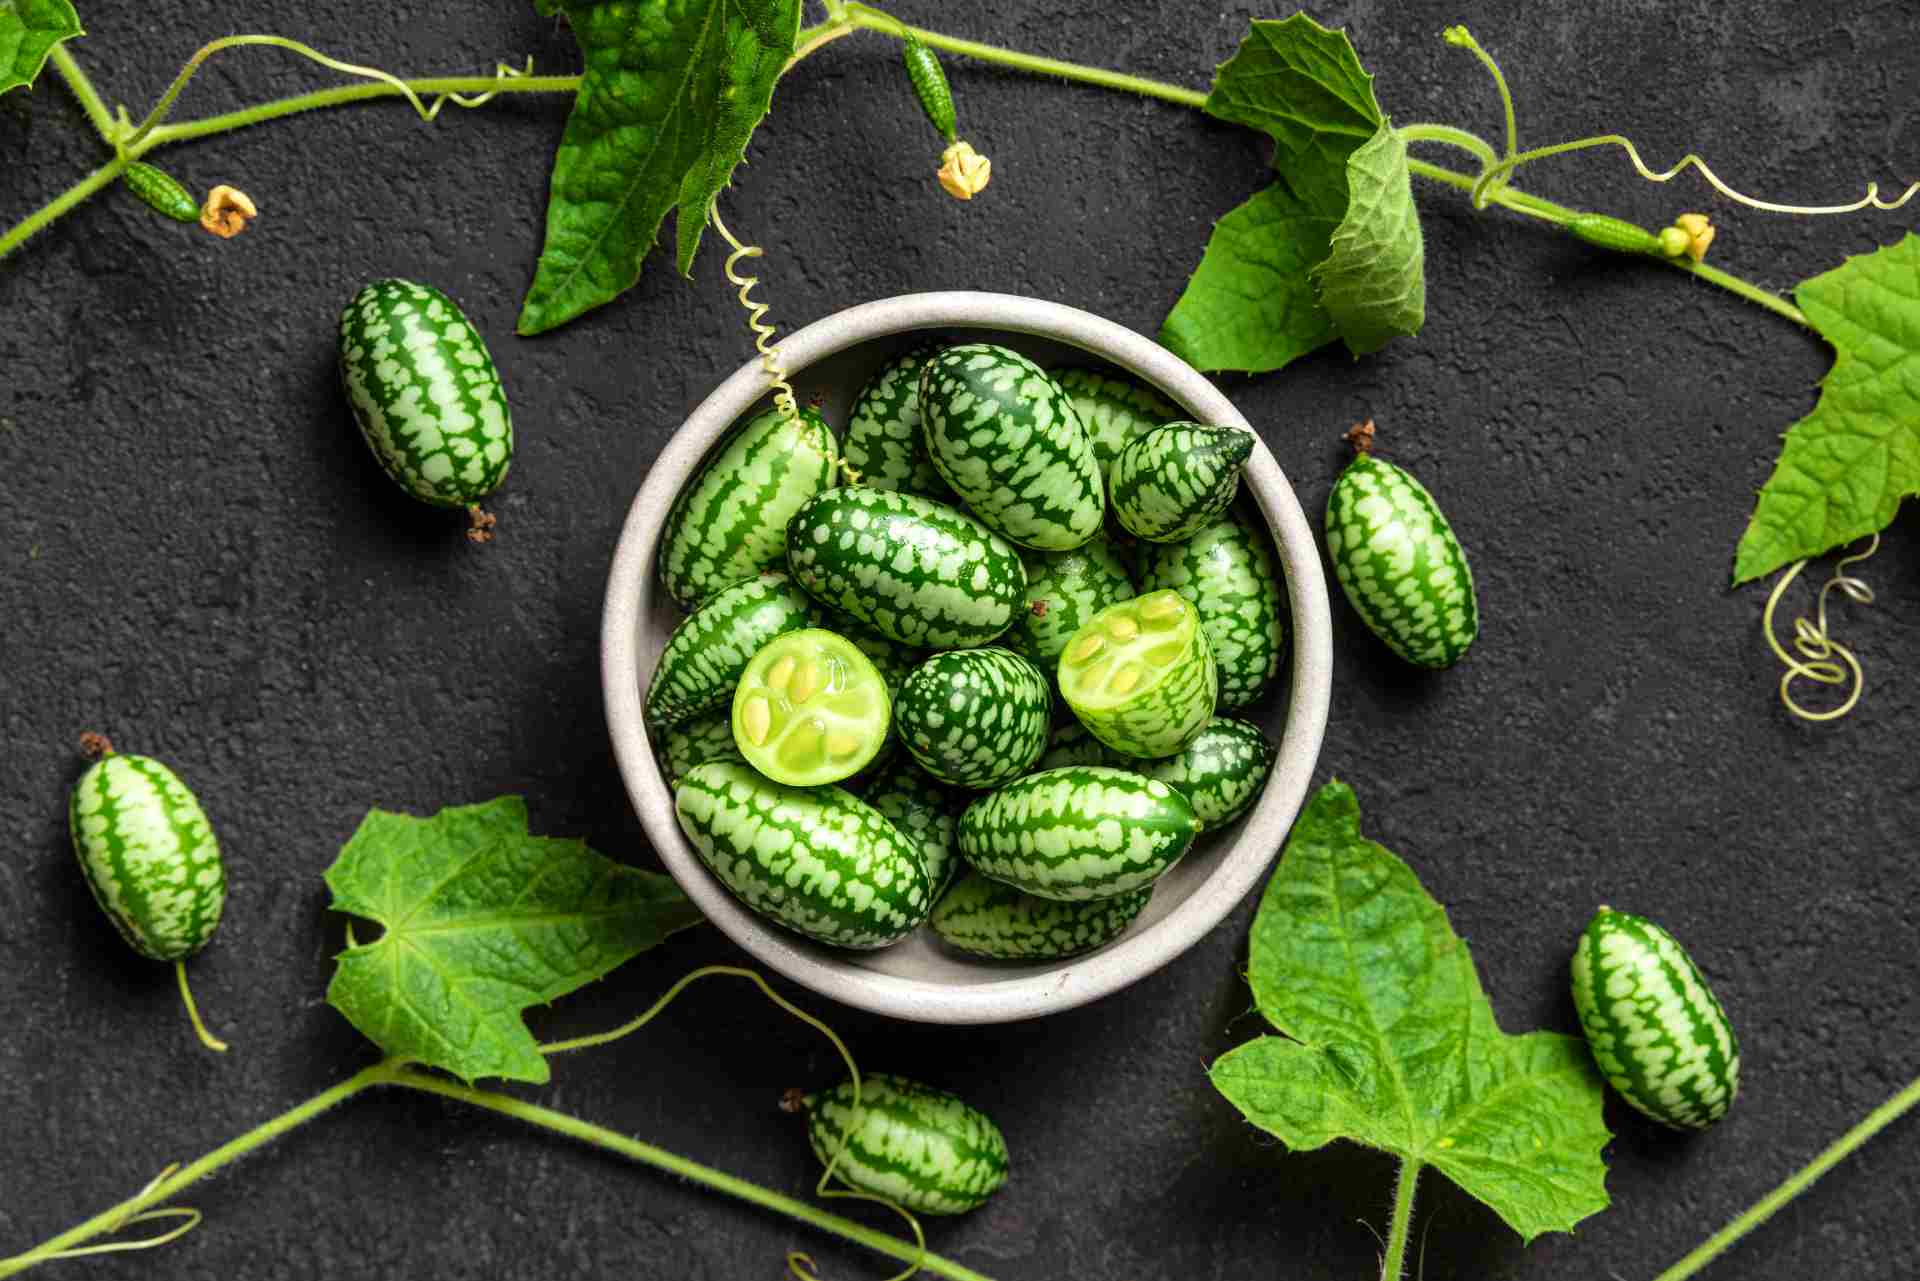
[1761,534,1879,723]
[708,206,801,423]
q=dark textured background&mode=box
[3,2,1916,1278]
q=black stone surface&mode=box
[3,2,1917,1278]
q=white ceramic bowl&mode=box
[603,292,1331,1023]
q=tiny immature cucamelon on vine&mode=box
[798,1073,1010,1214]
[68,733,230,1053]
[901,33,956,143]
[1325,420,1478,668]
[121,162,201,224]
[1571,906,1741,1130]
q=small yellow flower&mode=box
[200,185,258,239]
[1672,212,1715,262]
[937,141,991,201]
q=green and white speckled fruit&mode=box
[70,748,226,962]
[843,346,948,498]
[1141,717,1273,829]
[1138,515,1287,711]
[1571,907,1741,1130]
[339,279,512,510]
[919,344,1104,551]
[1058,591,1216,759]
[786,487,1025,649]
[674,762,931,949]
[655,706,744,787]
[1035,719,1123,771]
[1052,367,1179,479]
[864,761,966,895]
[1109,422,1253,543]
[731,630,891,787]
[957,766,1199,901]
[895,649,1050,790]
[802,1074,1010,1215]
[659,406,840,608]
[931,871,1150,960]
[1324,429,1477,668]
[1005,534,1136,673]
[645,573,818,729]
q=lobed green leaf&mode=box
[0,0,82,96]
[324,796,703,1084]
[1210,781,1611,1243]
[517,0,801,335]
[1311,120,1426,355]
[1732,233,1920,583]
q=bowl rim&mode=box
[602,291,1332,1023]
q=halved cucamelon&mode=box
[1109,422,1253,543]
[674,762,931,948]
[842,346,948,498]
[1058,590,1217,758]
[1141,717,1273,829]
[1005,534,1136,673]
[1052,367,1179,479]
[957,766,1200,901]
[919,343,1104,551]
[895,648,1050,790]
[786,487,1025,649]
[801,1074,1009,1214]
[931,871,1150,960]
[1325,422,1477,668]
[1137,515,1286,711]
[659,406,839,608]
[731,629,891,787]
[1570,906,1740,1130]
[645,572,817,729]
[864,761,966,895]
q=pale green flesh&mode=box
[1058,590,1218,758]
[730,629,891,787]
[69,754,226,961]
[1325,452,1477,668]
[1007,534,1136,672]
[804,1074,1010,1214]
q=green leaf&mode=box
[1732,233,1920,584]
[1160,183,1339,375]
[1310,121,1426,355]
[1203,14,1382,170]
[1210,782,1611,1243]
[324,796,704,1084]
[0,0,82,96]
[517,0,802,336]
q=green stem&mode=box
[0,1060,397,1278]
[1397,122,1499,170]
[143,74,581,148]
[1652,1075,1920,1281]
[839,2,1208,109]
[389,1071,997,1281]
[48,44,117,145]
[1379,1159,1421,1281]
[1671,258,1810,328]
[0,156,129,260]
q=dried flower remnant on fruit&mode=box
[1673,212,1716,262]
[78,731,115,759]
[938,141,991,200]
[466,506,497,545]
[200,185,257,239]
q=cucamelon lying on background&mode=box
[800,1074,1009,1214]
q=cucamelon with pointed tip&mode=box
[1137,514,1287,711]
[1110,422,1254,542]
[894,648,1050,789]
[957,766,1200,901]
[1141,716,1273,829]
[1570,906,1741,1130]
[801,1074,1009,1214]
[931,870,1150,960]
[645,572,818,729]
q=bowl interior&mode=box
[605,295,1331,1022]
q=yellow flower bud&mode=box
[200,185,258,239]
[937,141,991,201]
[1658,226,1692,258]
[1670,212,1715,262]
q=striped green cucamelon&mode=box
[1325,423,1477,668]
[645,572,817,729]
[655,706,744,787]
[1138,514,1287,711]
[1110,423,1254,543]
[1567,213,1667,256]
[660,406,839,608]
[123,162,200,223]
[1005,534,1135,673]
[901,35,958,142]
[339,279,513,515]
[1058,590,1217,759]
[843,346,948,499]
[919,343,1104,551]
[1052,367,1179,479]
[931,870,1150,960]
[895,648,1050,789]
[1141,717,1273,829]
[674,762,932,949]
[1571,906,1741,1130]
[801,1074,1009,1214]
[864,761,966,895]
[69,737,229,1051]
[1035,719,1122,771]
[786,487,1026,649]
[957,766,1200,901]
